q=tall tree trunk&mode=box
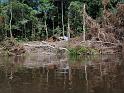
[83,4,86,41]
[61,1,65,37]
[4,16,7,38]
[67,13,71,39]
[45,12,48,40]
[9,2,13,39]
[21,1,26,39]
[52,17,55,36]
[57,6,59,26]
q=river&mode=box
[0,54,124,93]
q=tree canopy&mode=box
[0,0,123,41]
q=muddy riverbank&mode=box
[0,37,123,56]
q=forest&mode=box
[0,0,124,55]
[0,0,123,39]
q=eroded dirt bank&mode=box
[0,38,123,56]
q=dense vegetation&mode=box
[0,0,124,41]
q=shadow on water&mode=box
[0,54,124,93]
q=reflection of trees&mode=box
[0,55,124,93]
[82,59,124,93]
[69,54,124,93]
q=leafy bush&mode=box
[69,46,98,56]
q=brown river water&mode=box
[0,54,124,93]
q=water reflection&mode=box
[0,54,124,93]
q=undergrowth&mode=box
[68,46,99,56]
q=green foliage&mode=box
[106,0,118,14]
[0,1,39,40]
[53,26,62,36]
[68,1,83,36]
[69,46,98,56]
[86,0,103,19]
[0,0,123,41]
